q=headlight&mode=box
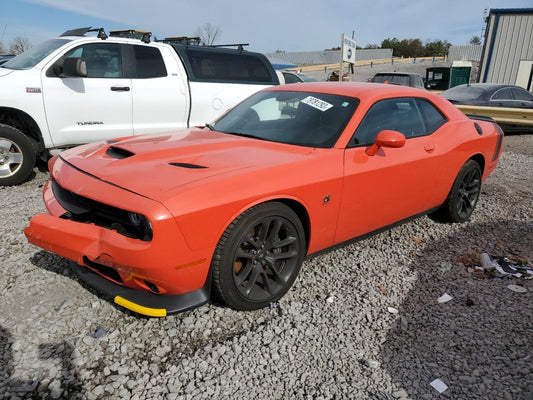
[128,212,153,241]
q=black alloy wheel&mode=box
[439,160,482,223]
[212,202,306,310]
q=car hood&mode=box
[60,129,314,201]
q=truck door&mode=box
[129,45,189,135]
[41,42,133,147]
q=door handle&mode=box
[424,144,435,153]
[110,86,130,92]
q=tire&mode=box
[438,160,482,223]
[211,202,306,311]
[0,124,37,186]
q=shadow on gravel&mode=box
[380,220,533,399]
[0,325,83,399]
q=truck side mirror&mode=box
[63,57,87,78]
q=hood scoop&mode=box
[106,146,135,160]
[169,162,207,169]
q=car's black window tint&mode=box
[186,49,273,82]
[64,43,122,78]
[512,88,533,101]
[352,98,426,146]
[133,45,167,78]
[373,74,410,86]
[283,72,300,84]
[491,88,514,100]
[415,99,447,133]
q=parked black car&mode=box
[371,72,425,89]
[441,83,533,109]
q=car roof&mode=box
[267,81,427,99]
[449,83,523,92]
[373,72,422,77]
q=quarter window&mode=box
[511,88,533,101]
[491,88,514,100]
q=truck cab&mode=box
[0,28,278,185]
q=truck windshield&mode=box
[1,39,71,70]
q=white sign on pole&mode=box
[342,35,357,63]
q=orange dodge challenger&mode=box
[25,83,503,317]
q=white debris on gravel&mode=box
[1,138,532,400]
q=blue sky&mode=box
[1,0,532,53]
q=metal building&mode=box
[479,8,533,91]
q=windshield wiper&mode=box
[204,123,215,130]
[223,131,266,141]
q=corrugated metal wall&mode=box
[448,45,482,62]
[264,49,393,66]
[479,9,533,84]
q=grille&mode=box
[52,179,152,241]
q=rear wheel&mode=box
[0,124,36,186]
[438,160,482,222]
[211,202,306,311]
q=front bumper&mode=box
[72,261,209,317]
[25,213,212,316]
[24,158,214,316]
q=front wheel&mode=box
[211,202,306,311]
[0,124,37,186]
[438,160,482,223]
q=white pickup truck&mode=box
[0,28,279,185]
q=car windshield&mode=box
[297,73,319,82]
[441,86,485,101]
[373,74,410,86]
[212,90,359,148]
[1,39,71,70]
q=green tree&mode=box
[425,40,446,56]
[381,37,399,54]
[470,36,481,45]
[395,38,424,58]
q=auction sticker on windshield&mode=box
[301,96,333,112]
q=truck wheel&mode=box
[0,124,37,186]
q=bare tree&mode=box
[0,42,5,53]
[195,23,221,45]
[9,36,31,55]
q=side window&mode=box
[64,43,122,78]
[491,88,513,100]
[133,45,167,78]
[415,99,447,133]
[283,72,300,84]
[352,98,426,146]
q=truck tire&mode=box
[0,124,37,186]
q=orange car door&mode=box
[334,97,450,244]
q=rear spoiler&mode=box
[465,114,495,123]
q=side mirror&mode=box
[366,130,406,156]
[62,57,87,78]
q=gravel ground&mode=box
[1,135,532,400]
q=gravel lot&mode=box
[1,135,532,400]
